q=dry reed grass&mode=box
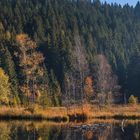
[0,104,139,121]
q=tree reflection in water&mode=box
[0,120,140,140]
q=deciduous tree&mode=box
[94,54,120,104]
[84,76,94,101]
[16,34,47,104]
[0,68,10,105]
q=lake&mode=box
[0,120,139,140]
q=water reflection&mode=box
[0,120,140,140]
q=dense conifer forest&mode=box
[0,0,140,106]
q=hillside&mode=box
[0,0,140,106]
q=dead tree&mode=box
[63,33,90,116]
[94,54,120,105]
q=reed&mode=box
[0,104,139,121]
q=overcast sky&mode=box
[100,0,139,6]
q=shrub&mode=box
[128,95,138,105]
[25,104,40,114]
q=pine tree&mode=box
[0,46,20,105]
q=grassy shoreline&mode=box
[0,104,139,121]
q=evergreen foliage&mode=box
[0,0,140,105]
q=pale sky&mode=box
[100,0,140,6]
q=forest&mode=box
[0,0,140,108]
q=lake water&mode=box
[0,120,139,140]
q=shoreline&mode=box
[0,105,139,121]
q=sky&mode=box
[100,0,139,7]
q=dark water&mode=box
[0,120,140,140]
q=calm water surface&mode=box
[0,120,140,140]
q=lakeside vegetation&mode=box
[0,104,140,121]
[1,0,140,121]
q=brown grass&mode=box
[90,104,140,119]
[0,104,139,121]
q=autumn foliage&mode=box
[84,76,94,98]
[16,34,46,104]
[0,68,10,105]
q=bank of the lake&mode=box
[0,104,139,121]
